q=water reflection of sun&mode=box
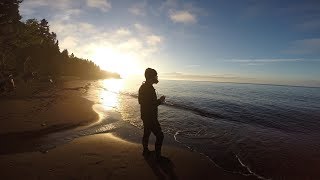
[99,79,124,110]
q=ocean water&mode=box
[86,79,320,179]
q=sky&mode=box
[20,0,320,87]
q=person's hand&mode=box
[160,95,166,103]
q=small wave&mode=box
[39,119,125,153]
[94,85,226,120]
[164,101,225,119]
[236,154,271,180]
[114,90,226,120]
[174,130,271,180]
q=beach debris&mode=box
[39,149,49,154]
[94,160,104,165]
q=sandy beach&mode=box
[0,80,258,180]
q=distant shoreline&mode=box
[160,78,320,89]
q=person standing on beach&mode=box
[138,68,166,160]
[24,56,33,74]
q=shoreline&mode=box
[0,133,257,180]
[0,80,258,179]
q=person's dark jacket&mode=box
[138,82,161,120]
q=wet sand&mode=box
[0,134,257,180]
[0,80,257,179]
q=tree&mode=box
[61,49,69,58]
[0,0,22,25]
[0,0,23,71]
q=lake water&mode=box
[85,79,320,179]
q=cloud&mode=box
[229,58,302,63]
[169,10,197,24]
[49,13,163,65]
[228,58,306,66]
[129,2,147,16]
[50,21,95,39]
[160,0,179,11]
[86,0,111,12]
[115,28,131,36]
[21,0,111,15]
[129,7,145,16]
[117,38,143,52]
[185,64,200,68]
[60,36,78,49]
[134,23,149,33]
[20,0,78,17]
[21,0,72,9]
[160,0,204,24]
[19,5,35,17]
[20,0,85,22]
[286,38,320,55]
[52,9,82,21]
[146,35,162,46]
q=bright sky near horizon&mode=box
[20,0,320,87]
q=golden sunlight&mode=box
[99,79,124,110]
[92,47,143,78]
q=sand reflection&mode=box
[99,79,124,110]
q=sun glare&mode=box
[92,47,142,78]
[99,79,124,110]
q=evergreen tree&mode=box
[0,0,23,71]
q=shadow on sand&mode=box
[143,151,178,180]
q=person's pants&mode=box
[142,119,164,155]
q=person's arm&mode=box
[156,98,162,106]
[157,96,165,105]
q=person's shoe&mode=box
[142,149,151,157]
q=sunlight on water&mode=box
[99,79,124,110]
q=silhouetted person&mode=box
[138,68,165,161]
[24,56,33,74]
[22,57,37,83]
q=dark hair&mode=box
[144,68,157,80]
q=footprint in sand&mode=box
[81,152,101,157]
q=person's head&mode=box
[144,68,159,84]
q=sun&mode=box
[92,47,142,78]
